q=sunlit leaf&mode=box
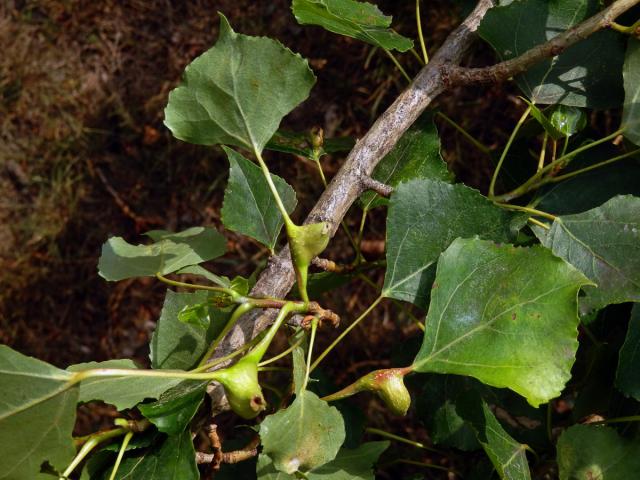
[412,237,591,406]
[292,0,413,52]
[164,14,315,152]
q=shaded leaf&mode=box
[412,238,591,406]
[457,392,531,480]
[360,114,452,211]
[256,441,389,480]
[138,381,206,435]
[221,147,297,250]
[150,290,231,370]
[534,195,640,314]
[623,37,640,145]
[164,14,315,152]
[260,391,345,474]
[549,105,586,137]
[557,425,640,480]
[615,304,640,400]
[98,227,226,281]
[67,360,181,410]
[0,346,77,479]
[104,431,199,480]
[383,179,517,309]
[479,0,625,107]
[291,0,413,52]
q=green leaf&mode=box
[150,290,231,370]
[176,265,232,288]
[291,0,413,52]
[98,227,226,281]
[266,130,354,159]
[522,98,563,140]
[549,105,587,137]
[360,114,452,211]
[557,425,640,480]
[0,346,77,479]
[623,37,640,145]
[221,147,297,250]
[104,431,199,480]
[457,392,531,480]
[260,390,345,474]
[256,441,389,480]
[164,14,315,152]
[412,237,591,406]
[534,195,640,314]
[67,360,182,410]
[177,302,211,329]
[615,304,640,400]
[479,0,625,107]
[383,179,517,309]
[138,381,206,435]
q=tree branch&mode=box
[443,0,640,85]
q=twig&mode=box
[361,176,394,198]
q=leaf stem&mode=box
[197,302,256,368]
[538,132,548,171]
[253,148,294,228]
[436,111,491,155]
[155,273,240,300]
[383,48,412,83]
[311,296,383,372]
[192,335,258,373]
[588,414,640,425]
[489,105,532,198]
[258,335,305,367]
[381,458,454,474]
[108,431,134,480]
[495,203,557,221]
[528,217,550,230]
[247,302,303,363]
[543,148,640,184]
[366,427,442,454]
[302,316,319,391]
[610,18,640,34]
[415,0,429,64]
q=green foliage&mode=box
[98,227,226,281]
[291,0,413,52]
[164,14,315,152]
[457,392,531,480]
[535,195,640,314]
[67,360,182,410]
[266,130,354,160]
[260,391,346,474]
[360,114,452,211]
[556,425,640,480]
[383,179,517,309]
[616,304,640,400]
[150,290,230,370]
[479,0,625,107]
[412,237,591,406]
[256,441,389,479]
[221,147,297,250]
[138,381,206,435]
[0,346,77,479]
[623,37,640,145]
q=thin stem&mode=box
[416,0,429,63]
[254,148,294,228]
[495,203,557,221]
[589,415,640,425]
[489,105,532,198]
[311,296,383,372]
[192,338,256,373]
[197,302,256,367]
[409,47,426,66]
[383,459,454,474]
[258,336,305,367]
[248,302,303,363]
[436,111,491,155]
[302,316,319,391]
[537,132,548,172]
[108,431,134,480]
[61,427,129,478]
[561,135,569,157]
[366,427,442,454]
[610,18,640,34]
[544,148,640,184]
[383,48,412,83]
[156,273,238,300]
[528,217,550,230]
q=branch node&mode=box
[361,176,394,198]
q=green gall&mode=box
[360,368,411,416]
[287,221,331,301]
[214,356,266,419]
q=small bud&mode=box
[214,357,266,420]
